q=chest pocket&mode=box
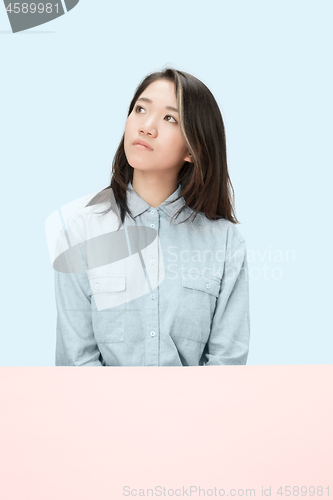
[90,275,126,344]
[173,272,220,344]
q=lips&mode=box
[133,139,153,151]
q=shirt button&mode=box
[150,331,156,337]
[95,283,100,290]
[150,224,155,228]
[150,209,155,214]
[206,283,210,289]
[151,294,155,299]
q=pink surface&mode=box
[0,366,332,499]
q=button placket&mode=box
[144,206,160,365]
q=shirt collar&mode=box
[126,181,187,219]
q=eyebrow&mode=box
[137,97,179,113]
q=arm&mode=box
[54,219,104,366]
[204,239,250,365]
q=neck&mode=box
[131,171,179,208]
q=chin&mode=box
[127,157,154,171]
[131,165,156,172]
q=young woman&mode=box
[54,68,250,367]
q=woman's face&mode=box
[124,79,191,176]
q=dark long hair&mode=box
[88,68,239,226]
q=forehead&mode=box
[138,79,176,103]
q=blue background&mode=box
[1,0,332,365]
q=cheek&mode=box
[166,132,187,156]
[125,114,137,135]
[124,124,132,157]
[124,120,131,140]
[124,124,135,154]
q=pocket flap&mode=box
[89,275,126,294]
[181,273,220,298]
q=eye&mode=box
[135,105,145,113]
[165,115,178,124]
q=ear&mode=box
[183,152,193,164]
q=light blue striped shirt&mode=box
[54,181,250,366]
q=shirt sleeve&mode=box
[54,218,104,367]
[204,238,250,365]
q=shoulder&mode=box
[195,213,246,250]
[224,220,246,250]
[64,191,118,241]
[59,191,99,226]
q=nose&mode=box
[139,116,158,138]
